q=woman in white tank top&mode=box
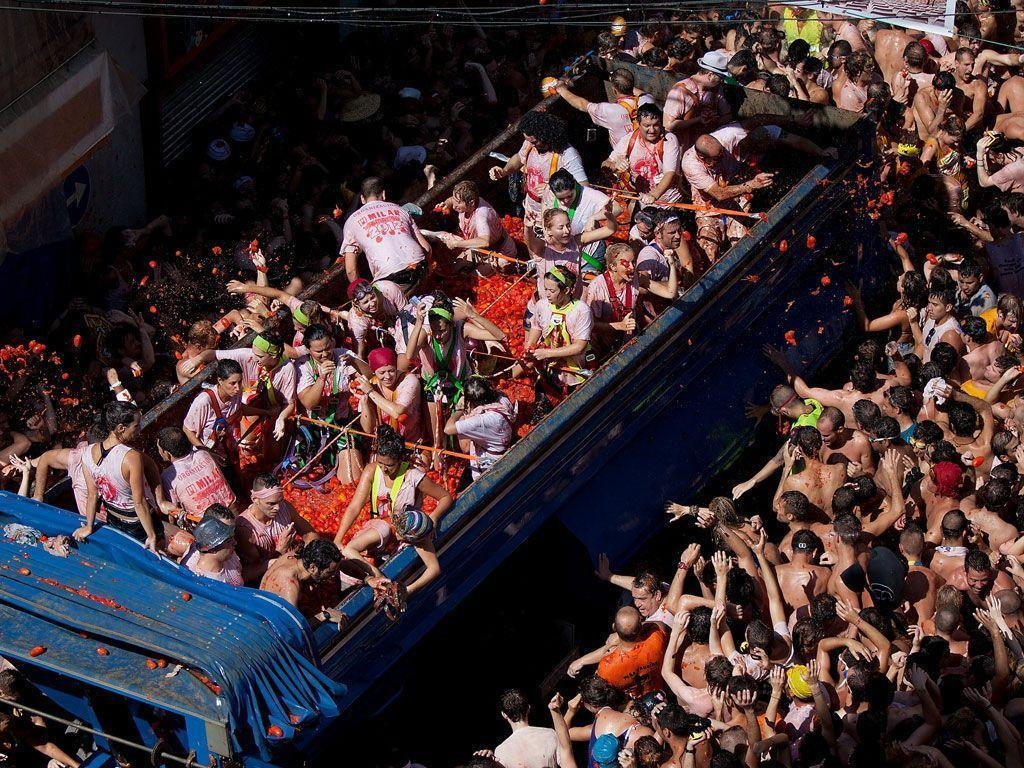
[74,402,159,551]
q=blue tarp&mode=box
[0,491,344,761]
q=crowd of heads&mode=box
[6,2,1024,765]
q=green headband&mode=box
[428,307,454,322]
[253,336,282,358]
[292,306,311,326]
[548,266,573,288]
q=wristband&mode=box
[255,265,268,273]
[109,381,123,391]
[115,390,135,403]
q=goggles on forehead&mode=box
[352,283,376,301]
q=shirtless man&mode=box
[236,474,317,583]
[947,548,1016,610]
[961,478,1021,552]
[672,606,713,688]
[898,525,943,623]
[950,47,989,133]
[889,41,935,108]
[929,510,970,580]
[913,72,969,141]
[767,347,907,424]
[837,52,878,112]
[942,390,997,469]
[959,315,1005,384]
[817,406,874,475]
[775,426,847,517]
[874,28,916,86]
[775,490,832,560]
[776,529,831,613]
[922,461,968,542]
[260,539,348,624]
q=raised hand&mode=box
[594,552,613,582]
[680,543,701,570]
[769,664,786,695]
[712,550,731,579]
[732,688,757,710]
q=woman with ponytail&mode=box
[333,424,452,546]
[74,402,160,552]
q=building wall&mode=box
[74,15,149,234]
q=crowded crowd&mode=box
[4,0,1024,766]
[448,7,1024,768]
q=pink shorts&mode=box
[357,518,394,551]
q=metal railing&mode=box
[0,696,212,768]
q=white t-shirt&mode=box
[341,200,427,280]
[460,198,517,257]
[183,386,242,446]
[608,130,682,203]
[214,349,298,405]
[542,185,612,260]
[517,140,588,204]
[710,122,783,162]
[347,280,406,350]
[456,397,516,478]
[161,450,236,518]
[586,94,655,147]
[296,347,360,420]
[493,726,559,768]
[531,299,594,387]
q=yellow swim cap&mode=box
[787,665,813,700]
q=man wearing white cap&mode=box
[664,50,733,151]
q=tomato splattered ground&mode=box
[284,218,536,539]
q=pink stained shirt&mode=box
[536,240,586,300]
[161,449,237,518]
[237,502,297,563]
[530,298,594,387]
[608,130,682,202]
[182,547,244,587]
[296,347,360,421]
[214,349,298,406]
[585,272,640,323]
[341,200,427,281]
[456,397,516,479]
[347,279,405,351]
[183,385,242,447]
[988,158,1024,193]
[67,441,91,517]
[459,198,517,257]
[587,95,654,147]
[681,146,742,211]
[359,373,424,444]
[516,140,588,204]
[663,78,730,146]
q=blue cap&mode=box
[592,734,619,767]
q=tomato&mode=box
[29,646,46,657]
[267,725,284,738]
[97,647,109,656]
